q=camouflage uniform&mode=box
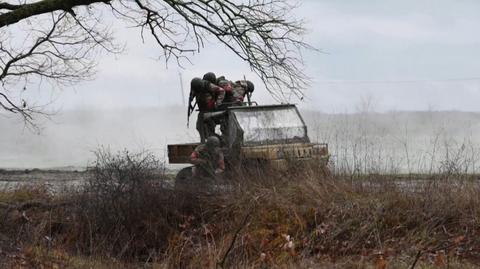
[217,78,234,107]
[190,138,225,178]
[223,80,254,106]
[231,81,248,105]
[190,76,225,142]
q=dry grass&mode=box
[0,153,479,268]
[0,184,51,203]
[161,170,480,268]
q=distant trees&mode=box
[0,0,311,124]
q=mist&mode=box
[2,106,479,173]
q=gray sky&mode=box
[4,0,480,169]
[22,0,480,113]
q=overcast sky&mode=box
[4,0,480,168]
[25,0,480,113]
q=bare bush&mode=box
[1,158,479,267]
[87,148,162,198]
[59,148,222,260]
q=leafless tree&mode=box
[0,0,312,124]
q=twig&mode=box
[409,250,422,269]
[217,207,253,268]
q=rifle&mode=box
[246,92,252,106]
[243,75,252,106]
[187,90,197,128]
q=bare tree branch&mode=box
[0,0,109,27]
[0,0,313,125]
[0,2,22,11]
[0,9,119,127]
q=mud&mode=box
[0,169,89,193]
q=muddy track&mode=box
[0,170,90,193]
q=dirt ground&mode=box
[0,169,89,193]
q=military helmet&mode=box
[206,136,221,149]
[218,79,229,87]
[246,80,254,93]
[190,77,204,93]
[216,76,226,84]
[203,72,216,84]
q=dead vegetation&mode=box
[0,150,479,268]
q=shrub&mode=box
[67,149,183,259]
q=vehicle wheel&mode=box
[174,167,194,191]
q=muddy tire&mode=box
[174,167,194,191]
[175,167,219,192]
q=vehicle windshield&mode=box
[231,106,309,145]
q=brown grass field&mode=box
[0,151,479,268]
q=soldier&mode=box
[189,77,211,142]
[216,76,234,107]
[203,72,217,84]
[190,136,225,178]
[230,80,254,106]
[189,75,225,142]
[203,72,226,108]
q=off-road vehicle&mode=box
[168,104,329,188]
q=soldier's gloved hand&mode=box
[215,168,224,175]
